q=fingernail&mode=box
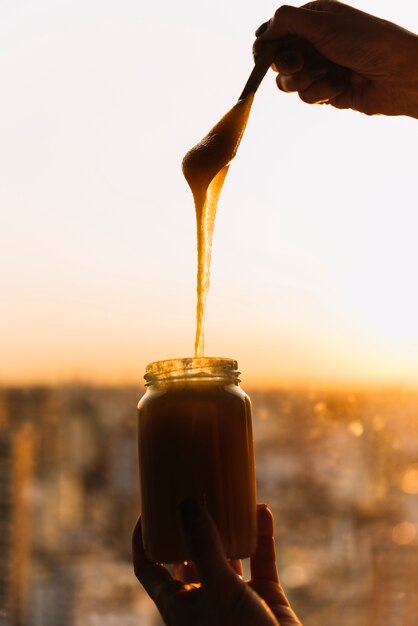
[257,503,269,510]
[179,498,201,533]
[255,21,270,37]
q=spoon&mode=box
[239,41,279,101]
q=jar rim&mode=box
[144,357,240,384]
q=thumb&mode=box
[178,499,241,596]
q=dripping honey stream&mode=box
[182,41,278,357]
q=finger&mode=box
[272,49,305,75]
[258,5,338,42]
[253,6,336,59]
[276,63,329,92]
[254,2,364,55]
[255,20,270,37]
[257,36,329,81]
[298,76,347,104]
[253,4,354,71]
[254,37,308,73]
[249,507,304,625]
[302,0,361,16]
[250,504,279,583]
[178,499,241,596]
[132,517,183,605]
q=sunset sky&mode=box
[1,0,418,388]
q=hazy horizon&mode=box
[2,0,418,387]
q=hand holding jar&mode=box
[132,502,302,626]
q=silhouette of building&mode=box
[0,390,35,626]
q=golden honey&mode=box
[182,94,254,356]
[137,357,257,563]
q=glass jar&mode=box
[137,357,257,564]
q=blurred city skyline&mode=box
[2,383,418,625]
[1,0,418,388]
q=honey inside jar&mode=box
[137,358,257,564]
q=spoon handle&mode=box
[238,41,279,101]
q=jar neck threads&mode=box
[144,357,241,386]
